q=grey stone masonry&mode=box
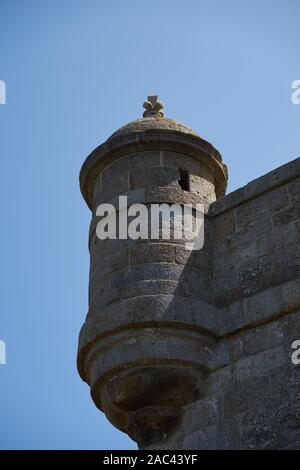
[77,101,300,450]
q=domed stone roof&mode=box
[107,116,200,142]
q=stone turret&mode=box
[77,96,227,447]
[78,97,300,450]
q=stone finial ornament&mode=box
[143,95,164,117]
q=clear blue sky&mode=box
[0,0,299,450]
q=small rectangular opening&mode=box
[179,169,190,191]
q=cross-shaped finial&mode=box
[143,95,164,118]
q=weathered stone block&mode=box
[229,316,289,362]
[130,243,176,265]
[189,174,216,204]
[182,398,220,435]
[222,375,273,418]
[89,246,129,281]
[273,203,300,226]
[208,187,245,217]
[216,417,241,450]
[162,151,214,182]
[219,300,247,335]
[119,279,178,300]
[175,245,211,271]
[288,176,300,203]
[104,151,161,174]
[234,346,287,382]
[181,425,218,450]
[244,285,282,325]
[145,186,206,207]
[204,366,232,395]
[236,187,289,228]
[93,168,129,207]
[130,166,180,190]
[212,209,236,241]
[281,279,300,313]
[214,217,273,259]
